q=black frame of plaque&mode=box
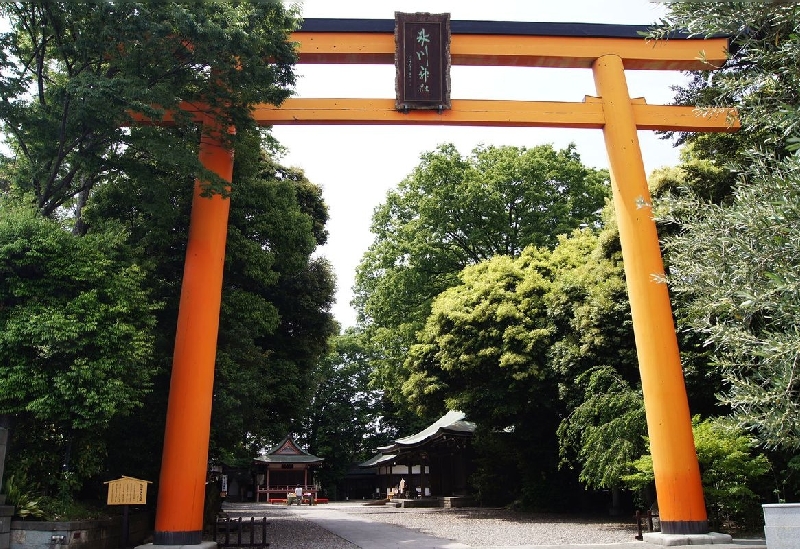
[395,12,451,111]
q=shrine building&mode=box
[253,436,323,503]
[358,410,476,506]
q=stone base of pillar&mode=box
[136,542,217,549]
[642,532,733,546]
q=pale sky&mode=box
[272,1,690,329]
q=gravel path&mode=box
[218,502,638,548]
[336,505,636,546]
[216,504,357,548]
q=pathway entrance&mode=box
[147,16,739,545]
[217,502,765,549]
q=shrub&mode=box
[624,416,770,532]
[4,474,44,520]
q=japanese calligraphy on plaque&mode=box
[105,476,151,505]
[395,12,451,111]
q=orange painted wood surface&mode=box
[129,99,739,133]
[251,97,738,132]
[593,54,708,531]
[155,128,233,538]
[292,31,729,70]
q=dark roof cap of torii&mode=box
[297,18,702,40]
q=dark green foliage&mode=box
[0,0,334,506]
[557,368,646,491]
[298,329,394,498]
[87,133,337,467]
[4,474,45,519]
[0,198,158,493]
[645,1,800,510]
[0,1,298,215]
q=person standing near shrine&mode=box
[294,485,303,505]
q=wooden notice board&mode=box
[105,476,151,505]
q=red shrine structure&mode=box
[253,436,323,503]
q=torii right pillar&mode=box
[593,54,707,535]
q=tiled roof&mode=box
[254,435,324,464]
[376,410,476,453]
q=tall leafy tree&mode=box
[88,131,338,470]
[0,1,298,217]
[403,246,561,507]
[298,329,394,499]
[354,143,609,415]
[661,155,800,452]
[404,249,555,427]
[544,226,645,492]
[402,226,650,505]
[654,3,800,175]
[0,197,158,493]
[654,2,800,456]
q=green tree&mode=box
[0,1,298,216]
[546,226,645,493]
[655,2,800,163]
[403,225,651,506]
[404,246,562,507]
[299,329,393,499]
[87,133,337,469]
[661,154,800,452]
[404,248,555,427]
[354,143,609,415]
[557,367,645,491]
[0,197,158,493]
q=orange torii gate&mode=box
[150,19,737,545]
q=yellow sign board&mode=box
[105,476,151,505]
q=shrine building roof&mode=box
[254,435,324,465]
[379,410,476,452]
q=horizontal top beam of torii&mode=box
[245,18,737,131]
[130,18,736,132]
[291,18,729,70]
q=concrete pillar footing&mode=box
[136,542,217,549]
[642,532,733,546]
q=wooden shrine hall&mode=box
[253,436,323,503]
[359,411,476,503]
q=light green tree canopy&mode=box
[403,247,555,428]
[354,143,609,413]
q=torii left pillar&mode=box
[152,121,233,546]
